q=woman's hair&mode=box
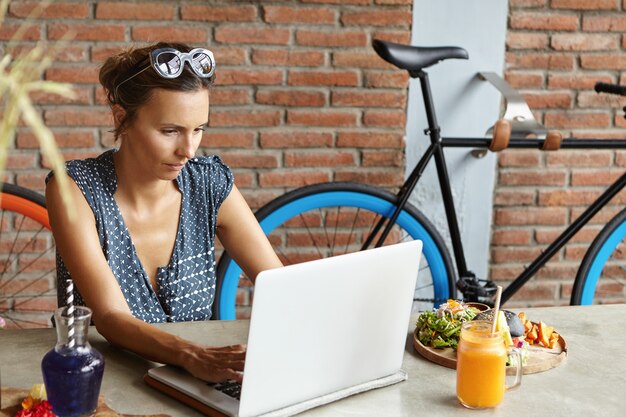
[99,42,213,140]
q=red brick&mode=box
[616,151,626,165]
[571,170,623,186]
[260,171,331,187]
[492,247,542,263]
[509,12,579,31]
[333,51,395,69]
[341,10,411,27]
[45,66,100,84]
[0,24,41,41]
[494,190,536,206]
[96,2,174,20]
[546,150,613,167]
[48,24,125,41]
[260,132,333,148]
[285,151,355,167]
[91,45,127,63]
[132,26,208,43]
[15,174,47,192]
[551,34,618,51]
[201,131,255,149]
[334,171,403,187]
[498,151,541,167]
[44,109,112,127]
[5,153,37,169]
[506,53,575,70]
[508,282,558,302]
[215,27,290,45]
[7,44,87,63]
[364,71,409,88]
[210,111,281,128]
[287,111,357,127]
[535,264,581,280]
[256,90,326,107]
[12,296,57,312]
[296,30,367,47]
[583,15,626,32]
[544,112,611,128]
[371,31,411,44]
[499,170,566,186]
[332,91,406,108]
[42,151,100,169]
[220,153,278,169]
[252,49,324,67]
[538,190,600,206]
[217,69,283,86]
[572,205,624,224]
[573,130,626,139]
[578,91,626,108]
[263,6,335,24]
[490,265,524,281]
[362,150,403,167]
[505,71,545,89]
[17,130,96,149]
[210,88,252,106]
[551,0,618,9]
[492,229,532,245]
[580,54,626,70]
[233,174,255,190]
[494,207,568,225]
[548,74,613,90]
[288,71,358,87]
[181,5,257,22]
[9,2,89,18]
[524,92,572,109]
[507,33,549,50]
[29,87,92,105]
[210,47,247,65]
[363,110,407,128]
[535,227,599,244]
[336,132,404,149]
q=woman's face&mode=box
[120,88,209,181]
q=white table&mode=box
[1,304,625,416]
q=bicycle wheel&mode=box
[571,208,626,305]
[214,182,456,320]
[0,183,56,329]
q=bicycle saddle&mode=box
[372,39,468,72]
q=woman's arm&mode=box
[46,177,244,383]
[216,185,283,283]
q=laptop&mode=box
[145,240,422,417]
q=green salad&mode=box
[416,300,478,349]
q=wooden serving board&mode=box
[0,387,170,417]
[413,323,568,375]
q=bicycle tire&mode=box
[571,208,626,305]
[0,183,56,329]
[214,182,456,320]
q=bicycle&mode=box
[0,183,56,329]
[213,39,626,320]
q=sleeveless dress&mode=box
[47,149,234,322]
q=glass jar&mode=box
[41,306,105,417]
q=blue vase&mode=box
[41,306,105,417]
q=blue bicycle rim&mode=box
[219,191,452,320]
[580,219,626,305]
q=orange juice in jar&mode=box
[456,320,521,409]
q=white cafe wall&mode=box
[406,1,509,279]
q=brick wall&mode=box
[2,0,625,321]
[497,0,626,306]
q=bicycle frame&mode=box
[366,69,626,305]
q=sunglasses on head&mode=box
[114,47,216,100]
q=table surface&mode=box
[1,304,625,417]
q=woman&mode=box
[45,42,283,383]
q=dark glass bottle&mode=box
[41,306,104,417]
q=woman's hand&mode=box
[183,344,247,383]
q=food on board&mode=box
[518,312,560,349]
[415,300,479,349]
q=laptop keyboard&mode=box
[208,380,242,400]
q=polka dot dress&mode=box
[48,149,234,323]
